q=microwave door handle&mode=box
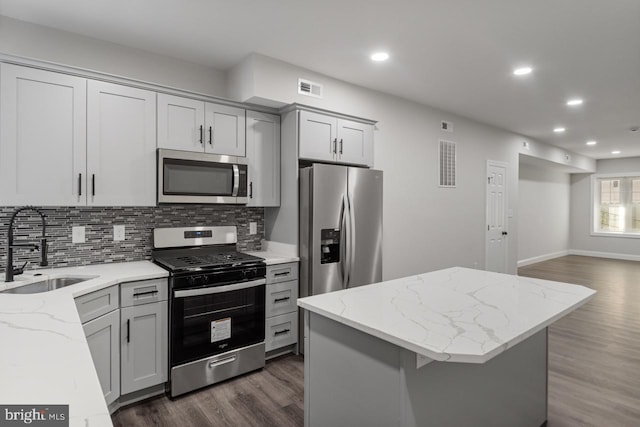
[232,165,240,197]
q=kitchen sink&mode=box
[1,276,97,294]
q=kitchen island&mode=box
[297,267,595,427]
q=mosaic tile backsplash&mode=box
[0,205,264,270]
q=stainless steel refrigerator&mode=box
[299,164,383,300]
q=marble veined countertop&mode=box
[0,261,168,427]
[244,240,299,265]
[298,267,596,363]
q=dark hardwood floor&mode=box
[520,255,640,426]
[113,255,640,426]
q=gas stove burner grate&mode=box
[176,256,204,266]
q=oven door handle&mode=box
[174,278,265,298]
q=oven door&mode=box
[171,279,265,367]
[158,149,248,204]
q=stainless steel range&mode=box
[152,226,266,398]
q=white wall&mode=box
[518,161,570,266]
[0,15,227,97]
[230,54,530,278]
[570,157,640,259]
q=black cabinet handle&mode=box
[502,231,508,236]
[199,125,204,144]
[332,138,337,154]
[78,173,82,196]
[339,138,343,154]
[274,296,290,303]
[209,126,213,145]
[133,290,159,298]
[126,319,130,343]
[91,174,95,196]
[274,329,290,336]
[274,271,290,277]
[249,182,253,199]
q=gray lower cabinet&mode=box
[119,278,168,395]
[82,309,120,406]
[265,262,299,354]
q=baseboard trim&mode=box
[518,251,570,267]
[568,250,640,262]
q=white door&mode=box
[87,81,157,206]
[0,63,87,206]
[204,103,246,156]
[486,161,508,273]
[157,93,205,152]
[337,118,373,167]
[298,110,337,162]
[83,310,120,406]
[246,111,280,207]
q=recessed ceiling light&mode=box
[586,141,597,146]
[611,150,621,154]
[553,127,566,133]
[371,52,389,62]
[566,98,583,106]
[513,67,533,76]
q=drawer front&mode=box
[266,262,299,284]
[265,312,298,352]
[266,280,298,317]
[120,278,168,307]
[75,286,119,324]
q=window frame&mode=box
[590,173,640,238]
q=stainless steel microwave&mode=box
[157,149,248,204]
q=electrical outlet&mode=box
[114,225,125,241]
[72,226,85,244]
[249,222,257,235]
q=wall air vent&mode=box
[439,140,456,188]
[298,78,323,98]
[441,120,453,132]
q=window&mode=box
[593,175,640,236]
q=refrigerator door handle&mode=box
[346,191,356,288]
[339,194,349,289]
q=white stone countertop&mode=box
[244,240,299,265]
[0,261,169,427]
[298,267,596,364]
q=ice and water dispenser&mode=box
[320,229,340,264]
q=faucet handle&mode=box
[12,261,29,276]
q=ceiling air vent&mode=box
[439,140,456,188]
[441,120,453,132]
[298,78,323,98]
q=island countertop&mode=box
[297,267,596,363]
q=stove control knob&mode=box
[188,275,206,286]
[244,268,257,279]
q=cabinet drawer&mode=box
[266,280,298,318]
[121,278,168,307]
[75,286,119,324]
[266,263,298,284]
[265,312,298,352]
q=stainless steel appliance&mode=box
[157,149,248,204]
[299,164,383,298]
[152,226,266,398]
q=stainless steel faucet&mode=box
[5,206,48,282]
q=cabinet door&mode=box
[87,81,157,206]
[83,309,120,406]
[204,103,246,156]
[157,93,205,152]
[337,119,374,167]
[298,110,337,162]
[0,63,87,206]
[120,301,168,394]
[246,111,280,207]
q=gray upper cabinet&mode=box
[120,279,168,395]
[298,110,373,167]
[246,111,281,207]
[0,63,87,206]
[158,93,246,156]
[83,309,120,406]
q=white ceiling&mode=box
[0,0,638,160]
